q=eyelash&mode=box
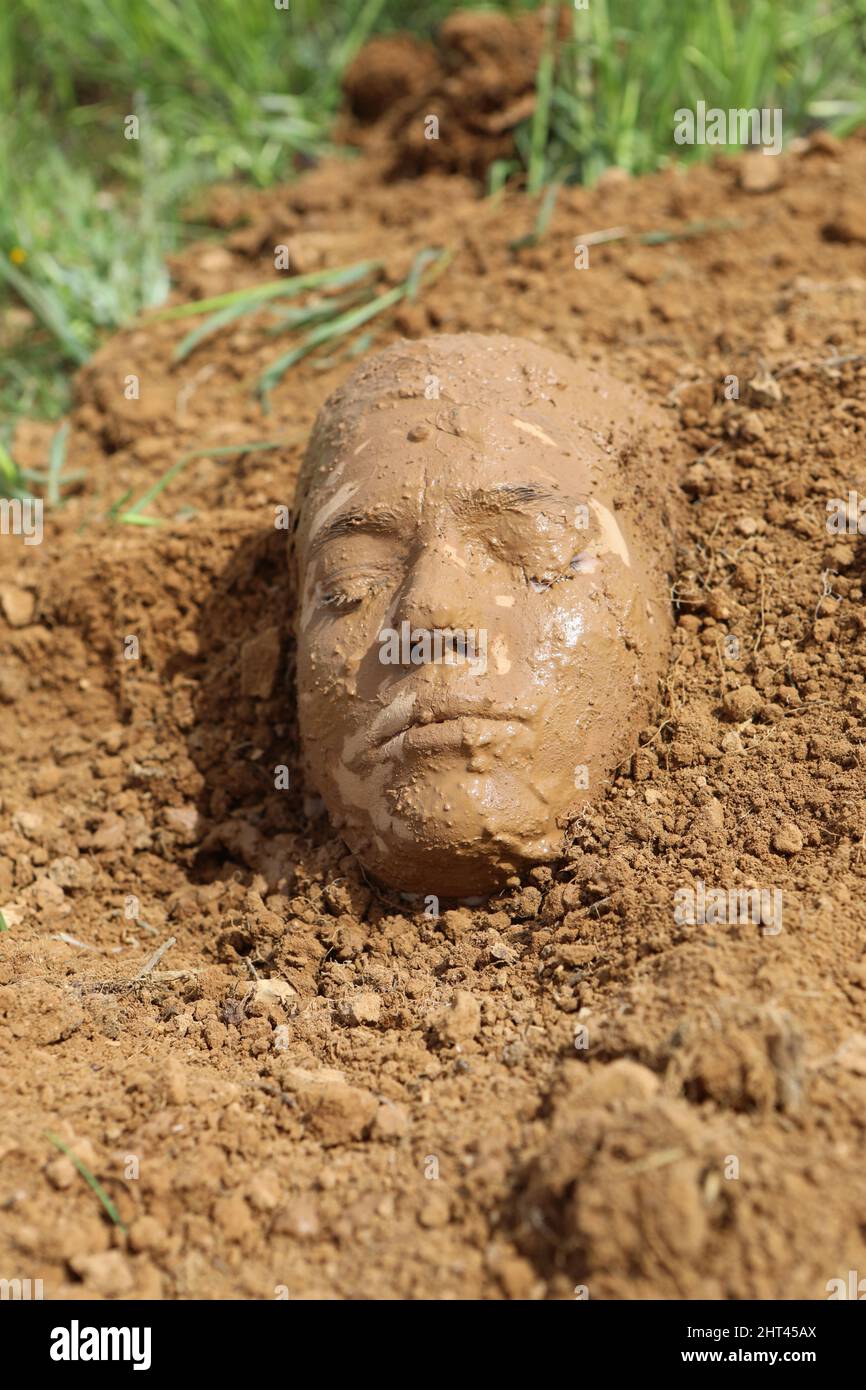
[529,575,564,592]
[317,573,389,610]
[527,556,587,591]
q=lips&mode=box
[398,714,519,754]
[373,695,528,748]
[366,696,532,765]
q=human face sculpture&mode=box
[291,335,671,897]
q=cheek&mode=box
[301,631,359,693]
[512,588,595,680]
[481,591,580,688]
[549,602,587,651]
[299,602,390,712]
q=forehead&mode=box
[298,401,617,541]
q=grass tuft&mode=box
[153,248,452,408]
[167,260,382,363]
[257,247,452,406]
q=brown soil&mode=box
[2,21,866,1299]
[338,9,564,179]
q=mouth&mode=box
[343,687,534,765]
[372,702,529,759]
[397,714,520,755]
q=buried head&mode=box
[291,334,675,896]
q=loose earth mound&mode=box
[1,25,866,1298]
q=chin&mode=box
[352,836,521,898]
[340,796,562,898]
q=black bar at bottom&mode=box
[3,1297,857,1375]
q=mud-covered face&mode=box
[294,401,664,897]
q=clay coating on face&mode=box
[291,334,675,897]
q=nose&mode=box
[391,533,482,635]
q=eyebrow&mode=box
[306,483,564,556]
[496,483,561,504]
[307,506,402,557]
[464,483,563,510]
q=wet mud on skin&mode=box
[292,333,678,897]
[2,32,866,1296]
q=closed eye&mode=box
[316,569,391,611]
[528,553,596,590]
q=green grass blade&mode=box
[257,285,405,402]
[405,246,443,300]
[172,300,255,362]
[0,442,27,500]
[0,442,19,484]
[257,248,451,402]
[44,1132,126,1231]
[638,216,742,244]
[114,438,289,525]
[527,4,557,195]
[0,258,89,364]
[509,181,561,251]
[47,420,70,506]
[330,0,390,78]
[170,261,383,361]
[154,260,382,322]
[266,289,368,334]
